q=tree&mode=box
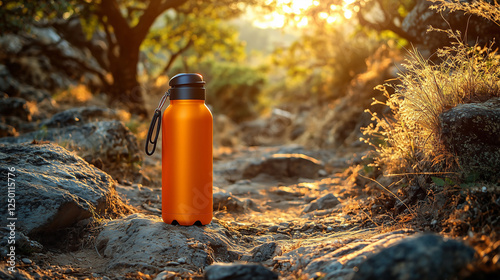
[273,0,416,41]
[0,0,257,115]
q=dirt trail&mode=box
[4,145,401,280]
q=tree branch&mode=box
[357,6,415,42]
[132,0,188,44]
[157,38,193,78]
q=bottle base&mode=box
[162,213,212,226]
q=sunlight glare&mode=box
[344,9,353,19]
[327,15,337,24]
[288,0,315,14]
[253,11,286,28]
[297,17,309,27]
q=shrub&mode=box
[361,27,500,181]
[169,59,266,123]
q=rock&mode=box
[21,258,32,265]
[115,184,161,210]
[154,271,177,280]
[0,120,141,180]
[250,242,280,262]
[303,193,340,213]
[290,230,414,278]
[439,98,500,179]
[0,97,31,121]
[0,229,43,256]
[16,85,53,104]
[204,263,278,280]
[0,122,17,138]
[402,0,500,56]
[352,233,475,280]
[95,213,242,274]
[0,143,124,234]
[242,154,323,179]
[214,114,240,147]
[268,226,279,232]
[213,188,245,212]
[42,106,120,128]
[0,266,34,280]
[240,108,293,146]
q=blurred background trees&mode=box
[0,0,261,115]
[1,0,499,143]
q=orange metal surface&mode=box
[161,100,213,225]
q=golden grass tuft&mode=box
[361,25,500,181]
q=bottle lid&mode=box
[169,73,206,100]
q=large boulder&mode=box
[352,234,475,280]
[402,0,500,56]
[0,119,141,180]
[42,106,120,128]
[239,108,293,146]
[95,213,243,274]
[439,98,500,179]
[242,153,323,180]
[0,143,123,234]
[0,97,31,122]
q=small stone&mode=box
[21,258,32,265]
[64,268,74,273]
[318,169,328,177]
[482,186,487,193]
[155,270,177,280]
[303,193,340,213]
[177,257,187,264]
[327,226,333,231]
[204,263,278,280]
[268,226,279,232]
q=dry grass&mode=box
[361,28,500,181]
[430,0,500,27]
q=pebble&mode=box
[482,186,487,192]
[21,258,32,265]
[318,169,328,177]
[327,226,333,232]
[177,257,187,264]
[154,270,177,280]
[268,225,279,232]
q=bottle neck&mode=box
[170,99,205,105]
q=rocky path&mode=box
[0,137,477,279]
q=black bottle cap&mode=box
[169,73,206,100]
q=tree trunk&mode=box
[108,43,148,116]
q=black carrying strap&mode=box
[145,91,170,156]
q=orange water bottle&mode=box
[146,73,213,226]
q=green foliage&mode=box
[143,8,245,76]
[272,26,378,102]
[170,58,266,123]
[0,0,77,34]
